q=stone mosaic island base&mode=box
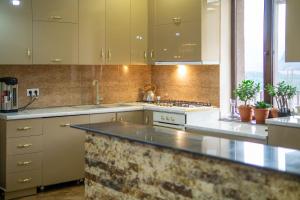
[85,133,300,200]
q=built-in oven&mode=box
[153,111,186,130]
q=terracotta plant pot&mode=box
[238,105,253,122]
[255,109,270,124]
[269,108,279,118]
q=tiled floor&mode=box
[17,184,84,200]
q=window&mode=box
[273,1,300,106]
[233,0,300,105]
[244,0,264,87]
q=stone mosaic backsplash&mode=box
[0,65,219,108]
[85,133,300,200]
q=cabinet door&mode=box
[144,110,153,125]
[79,0,106,65]
[33,21,78,64]
[154,0,201,26]
[178,21,202,62]
[90,113,116,123]
[117,111,144,124]
[42,115,89,186]
[0,0,32,64]
[154,24,180,61]
[286,0,300,61]
[106,0,131,64]
[32,0,78,23]
[131,0,148,65]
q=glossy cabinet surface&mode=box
[42,115,89,186]
[152,0,202,62]
[33,22,78,64]
[0,0,32,64]
[117,111,145,124]
[90,113,117,123]
[106,0,131,64]
[131,0,148,65]
[153,0,202,26]
[32,0,78,23]
[286,0,300,61]
[79,0,106,65]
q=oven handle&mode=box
[153,121,185,130]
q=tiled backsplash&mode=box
[152,65,220,107]
[0,65,219,108]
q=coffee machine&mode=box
[0,77,18,112]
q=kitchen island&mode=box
[72,122,300,200]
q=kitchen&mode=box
[0,0,300,200]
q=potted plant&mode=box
[254,101,271,124]
[234,80,260,122]
[265,81,297,117]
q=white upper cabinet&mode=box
[32,0,78,23]
[286,0,300,62]
[79,0,106,65]
[131,0,149,65]
[33,22,78,65]
[0,0,32,64]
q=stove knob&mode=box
[161,116,165,120]
[171,117,175,122]
[166,116,170,121]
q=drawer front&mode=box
[7,153,42,173]
[6,170,41,192]
[7,119,43,138]
[7,136,43,155]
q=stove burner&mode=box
[142,100,212,107]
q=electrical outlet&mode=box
[27,88,39,97]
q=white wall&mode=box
[220,0,232,117]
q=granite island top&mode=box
[71,122,300,177]
[266,115,300,128]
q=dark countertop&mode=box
[71,122,300,177]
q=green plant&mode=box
[234,80,260,106]
[265,81,297,110]
[255,101,271,109]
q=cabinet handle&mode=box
[100,48,105,58]
[18,178,32,183]
[17,126,31,131]
[144,51,147,59]
[145,116,149,125]
[107,50,112,60]
[172,17,181,25]
[17,144,32,149]
[150,50,154,59]
[17,161,32,166]
[111,117,116,122]
[26,48,31,57]
[119,117,124,122]
[51,59,62,63]
[60,123,71,127]
[50,16,62,20]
